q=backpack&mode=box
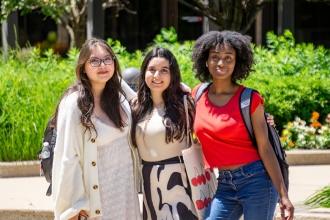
[194,83,289,190]
[39,119,57,196]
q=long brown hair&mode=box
[130,47,195,147]
[52,38,126,137]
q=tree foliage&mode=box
[179,0,273,33]
[0,0,134,47]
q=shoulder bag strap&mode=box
[239,87,257,146]
[183,95,192,148]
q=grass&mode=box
[0,48,76,161]
[305,185,330,208]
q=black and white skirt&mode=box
[142,156,198,220]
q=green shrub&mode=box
[107,39,143,70]
[306,185,330,208]
[0,48,76,161]
[142,27,197,87]
[244,30,330,130]
[1,29,330,161]
[140,29,330,131]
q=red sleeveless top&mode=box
[193,85,263,168]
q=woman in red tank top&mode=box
[192,31,294,220]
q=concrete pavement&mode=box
[278,165,330,220]
[0,165,330,219]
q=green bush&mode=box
[142,29,330,131]
[1,29,329,161]
[306,185,330,208]
[109,27,198,89]
[244,30,330,130]
[0,48,76,161]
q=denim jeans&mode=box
[204,160,278,220]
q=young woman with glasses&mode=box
[52,38,141,220]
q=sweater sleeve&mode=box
[121,79,137,101]
[52,93,90,220]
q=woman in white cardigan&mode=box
[52,38,141,220]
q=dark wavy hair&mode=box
[51,38,125,137]
[130,47,195,147]
[192,30,253,82]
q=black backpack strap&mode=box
[268,122,286,160]
[240,88,289,190]
[194,82,211,103]
[239,87,257,146]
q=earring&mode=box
[206,62,208,67]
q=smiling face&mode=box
[84,45,115,88]
[144,57,171,96]
[206,43,236,81]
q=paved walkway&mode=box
[0,165,330,219]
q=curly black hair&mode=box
[192,30,253,82]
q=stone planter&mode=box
[0,209,53,220]
[286,149,330,165]
[0,161,40,177]
[0,150,330,177]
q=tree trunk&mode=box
[181,0,269,33]
[72,16,87,48]
[64,23,75,48]
[55,23,70,55]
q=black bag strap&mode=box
[240,88,286,159]
[194,82,211,103]
[239,88,257,146]
[268,123,286,160]
[183,95,191,147]
[240,87,289,190]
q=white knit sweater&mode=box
[52,91,141,220]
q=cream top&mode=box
[135,107,188,162]
[92,118,141,220]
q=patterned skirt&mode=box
[142,156,198,220]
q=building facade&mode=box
[1,0,330,52]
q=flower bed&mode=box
[281,112,330,150]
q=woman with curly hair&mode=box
[130,47,198,220]
[52,38,141,220]
[191,31,294,220]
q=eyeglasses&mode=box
[88,56,115,67]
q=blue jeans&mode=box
[205,160,278,220]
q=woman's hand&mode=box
[68,210,88,220]
[266,113,275,127]
[279,196,294,220]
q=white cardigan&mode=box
[52,91,140,220]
